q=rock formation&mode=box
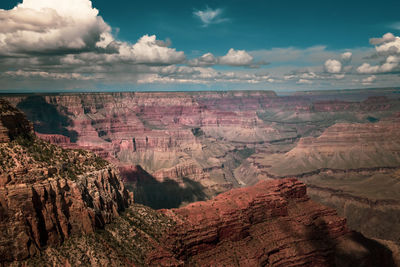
[16,179,398,266]
[0,99,133,263]
[0,98,33,142]
[241,119,400,244]
[3,89,400,247]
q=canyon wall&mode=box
[6,91,400,207]
[240,119,400,244]
[0,99,132,263]
[3,90,400,246]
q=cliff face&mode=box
[154,178,349,266]
[0,98,33,143]
[0,99,133,263]
[18,179,397,267]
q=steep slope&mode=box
[0,99,133,264]
[18,179,398,267]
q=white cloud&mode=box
[341,52,352,62]
[362,75,376,85]
[0,0,185,66]
[188,52,218,66]
[0,0,111,55]
[375,37,400,54]
[193,7,228,27]
[334,74,345,79]
[357,55,399,74]
[357,63,380,74]
[138,66,274,85]
[219,48,254,66]
[117,35,185,64]
[5,69,96,80]
[369,33,396,45]
[297,79,313,84]
[188,49,264,67]
[324,59,342,73]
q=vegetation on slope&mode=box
[0,134,109,181]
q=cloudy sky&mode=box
[0,0,400,92]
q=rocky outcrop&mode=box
[150,178,349,266]
[13,178,398,266]
[0,98,33,143]
[0,99,133,264]
[0,167,132,262]
[35,133,71,145]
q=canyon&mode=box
[1,88,400,265]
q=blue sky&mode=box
[0,0,400,92]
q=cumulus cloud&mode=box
[117,35,185,64]
[369,33,396,45]
[193,7,228,27]
[375,37,400,54]
[189,48,265,68]
[0,0,112,55]
[220,48,253,66]
[357,55,399,74]
[188,52,218,66]
[341,52,352,62]
[0,0,185,66]
[324,59,342,73]
[355,33,400,76]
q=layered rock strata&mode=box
[17,179,398,267]
[0,99,133,263]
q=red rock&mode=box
[147,178,349,266]
[0,99,133,263]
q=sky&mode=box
[0,0,400,92]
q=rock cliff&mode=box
[0,99,133,264]
[17,179,398,267]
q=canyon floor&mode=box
[2,88,400,265]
